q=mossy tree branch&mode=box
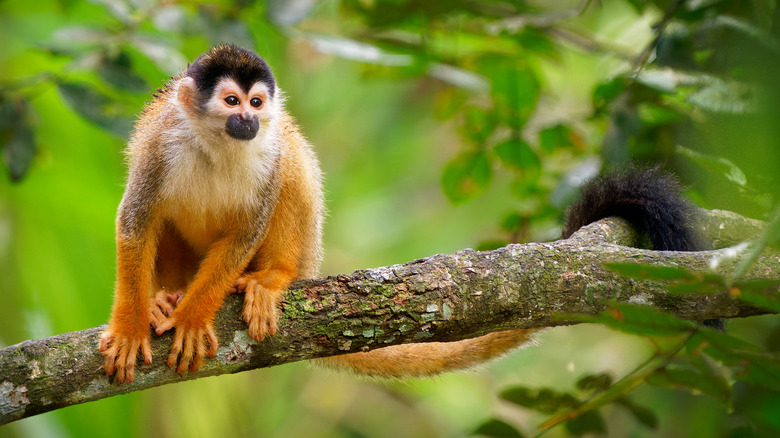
[1,209,777,425]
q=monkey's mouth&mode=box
[225,115,260,140]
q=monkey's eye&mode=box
[225,96,239,106]
[250,97,263,108]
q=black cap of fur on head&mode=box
[186,45,276,104]
[562,166,706,252]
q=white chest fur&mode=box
[159,125,280,251]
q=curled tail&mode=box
[562,166,705,251]
[324,167,710,378]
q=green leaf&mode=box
[500,386,579,414]
[646,364,732,406]
[676,145,747,187]
[604,262,697,281]
[593,78,626,112]
[616,397,659,429]
[570,303,695,337]
[667,276,725,295]
[541,356,659,431]
[576,373,613,393]
[514,28,560,61]
[493,139,540,177]
[471,418,525,438]
[687,329,762,365]
[538,124,583,154]
[459,106,497,144]
[637,102,681,126]
[58,82,133,138]
[735,353,780,391]
[441,151,492,204]
[97,51,149,93]
[733,281,780,312]
[606,263,726,296]
[687,78,757,114]
[564,410,607,436]
[0,97,37,182]
[479,55,539,130]
[500,212,527,234]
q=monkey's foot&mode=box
[154,315,218,376]
[149,290,182,332]
[233,274,282,342]
[99,327,152,384]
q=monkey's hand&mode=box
[154,311,218,376]
[233,271,288,342]
[99,324,153,384]
[149,290,182,331]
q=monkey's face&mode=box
[177,76,275,143]
[207,78,271,141]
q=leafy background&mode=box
[1,0,779,437]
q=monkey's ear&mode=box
[177,77,198,112]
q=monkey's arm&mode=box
[235,157,320,342]
[153,216,265,375]
[99,199,162,384]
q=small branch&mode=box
[0,210,775,425]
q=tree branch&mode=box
[0,209,776,425]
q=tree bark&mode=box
[0,209,776,425]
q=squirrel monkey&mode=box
[100,45,324,383]
[100,45,704,383]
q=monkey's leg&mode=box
[150,223,197,329]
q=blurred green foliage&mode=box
[1,0,779,437]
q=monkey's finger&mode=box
[155,317,175,335]
[206,324,218,357]
[233,277,249,290]
[177,333,195,376]
[115,339,131,384]
[247,313,263,342]
[190,330,206,372]
[99,332,114,352]
[153,294,175,317]
[102,343,119,376]
[242,290,256,321]
[166,292,181,306]
[150,308,167,330]
[167,330,184,368]
[125,339,140,383]
[264,298,279,337]
[141,337,153,365]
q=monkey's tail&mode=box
[562,166,706,251]
[563,166,723,330]
[316,328,533,378]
